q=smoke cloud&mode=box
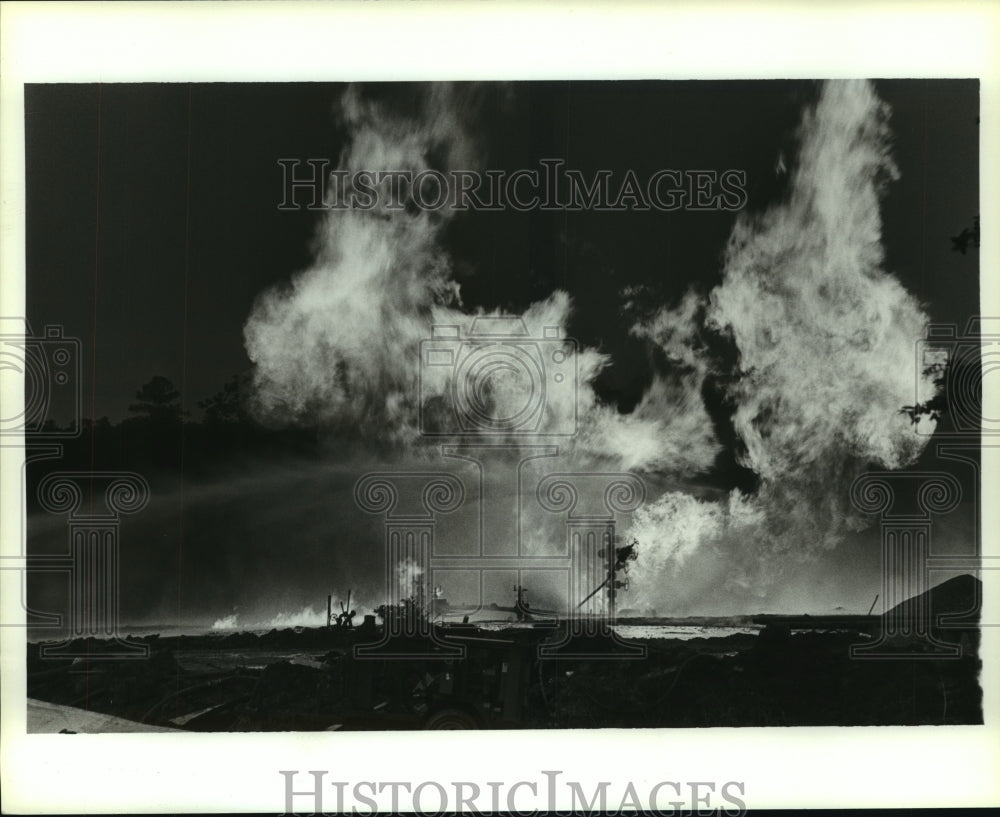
[243,80,939,615]
[244,84,720,476]
[244,86,471,444]
[625,80,939,611]
[708,80,934,479]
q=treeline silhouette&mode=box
[900,344,982,432]
[26,339,981,514]
[27,374,329,511]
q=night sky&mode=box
[26,80,978,424]
[23,80,981,627]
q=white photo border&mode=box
[2,1,999,812]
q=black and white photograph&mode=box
[2,3,998,814]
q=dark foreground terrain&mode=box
[26,578,982,731]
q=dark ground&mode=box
[25,614,982,732]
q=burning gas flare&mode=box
[244,84,718,471]
[244,80,938,614]
[627,80,938,611]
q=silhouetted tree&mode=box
[128,376,185,424]
[198,373,253,426]
[900,352,980,431]
[122,376,186,471]
[950,215,980,255]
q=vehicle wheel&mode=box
[423,708,478,730]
